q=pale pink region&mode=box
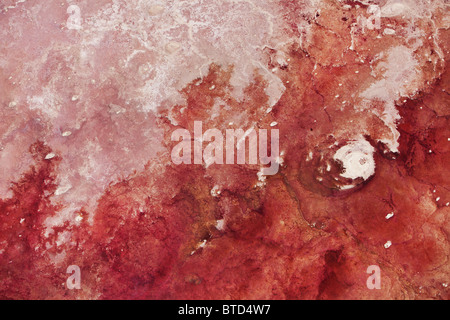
[46,109,164,209]
[0,1,109,198]
[0,0,306,221]
[0,1,167,225]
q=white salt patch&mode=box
[360,45,420,153]
[333,139,375,181]
[210,185,221,197]
[257,169,267,182]
[383,28,396,35]
[381,2,408,17]
[45,153,56,160]
[215,219,225,231]
[55,184,72,196]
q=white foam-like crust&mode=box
[333,139,376,181]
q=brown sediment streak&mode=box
[0,0,449,299]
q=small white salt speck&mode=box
[385,212,394,220]
[276,155,284,166]
[20,218,25,224]
[71,95,79,101]
[255,181,265,188]
[75,215,83,222]
[286,80,290,84]
[338,83,343,86]
[55,184,72,196]
[433,189,436,193]
[228,122,234,126]
[446,202,449,206]
[355,70,359,74]
[210,185,221,197]
[198,239,207,249]
[209,85,215,90]
[215,219,225,231]
[436,197,440,202]
[45,153,55,160]
[384,241,392,249]
[257,170,267,182]
[62,131,72,137]
[429,150,432,153]
[443,283,448,288]
[335,94,340,98]
[270,121,278,127]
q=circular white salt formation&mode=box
[333,139,376,182]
